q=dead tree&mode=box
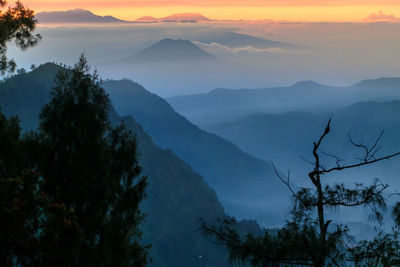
[202,119,400,267]
[275,119,400,267]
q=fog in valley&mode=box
[9,21,400,97]
[10,20,400,229]
[5,12,400,265]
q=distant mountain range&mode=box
[0,63,289,226]
[168,78,400,126]
[205,100,400,191]
[35,9,296,52]
[0,63,269,266]
[36,9,211,24]
[124,38,217,63]
[36,9,125,23]
[136,13,211,22]
[103,79,289,225]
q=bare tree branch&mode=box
[271,162,301,202]
[348,130,385,163]
[319,152,400,175]
[300,155,315,166]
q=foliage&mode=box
[0,112,24,177]
[33,55,148,266]
[0,1,41,74]
[0,111,81,266]
[0,56,148,266]
[348,230,400,266]
[0,169,42,265]
[0,62,234,267]
[203,119,400,266]
[345,201,400,266]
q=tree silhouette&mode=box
[34,55,148,266]
[0,0,41,74]
[0,111,81,266]
[203,119,400,267]
[0,56,148,265]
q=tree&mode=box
[345,196,400,266]
[0,111,81,266]
[203,119,400,267]
[0,111,25,177]
[0,112,39,265]
[34,55,148,266]
[0,0,41,75]
[348,230,400,266]
[16,67,25,74]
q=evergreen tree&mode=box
[0,1,41,74]
[0,111,81,266]
[35,55,148,266]
[0,112,39,265]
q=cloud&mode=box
[364,11,400,22]
[193,41,286,54]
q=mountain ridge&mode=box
[0,63,237,267]
[102,79,289,225]
[136,13,211,22]
[167,77,400,126]
[36,9,212,24]
[205,100,400,192]
[0,63,289,224]
[125,38,217,63]
[36,9,125,23]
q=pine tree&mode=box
[36,55,148,266]
[0,1,41,74]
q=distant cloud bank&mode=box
[364,11,400,22]
[193,41,286,54]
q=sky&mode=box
[27,0,400,22]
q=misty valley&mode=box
[2,3,400,267]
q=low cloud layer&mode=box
[193,41,286,54]
[364,11,400,22]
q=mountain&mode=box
[205,101,400,191]
[194,31,298,49]
[0,64,242,266]
[167,78,400,126]
[117,117,230,266]
[136,16,157,21]
[125,38,217,63]
[102,79,289,225]
[36,9,125,23]
[162,13,211,21]
[136,13,211,22]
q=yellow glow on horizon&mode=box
[24,1,400,22]
[88,5,400,22]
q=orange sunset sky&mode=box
[27,0,400,22]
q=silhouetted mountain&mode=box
[205,101,400,191]
[194,31,297,49]
[125,39,217,63]
[102,79,289,224]
[352,77,400,89]
[36,9,125,23]
[136,13,211,22]
[0,64,247,266]
[168,78,400,126]
[162,13,211,21]
[136,16,157,21]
